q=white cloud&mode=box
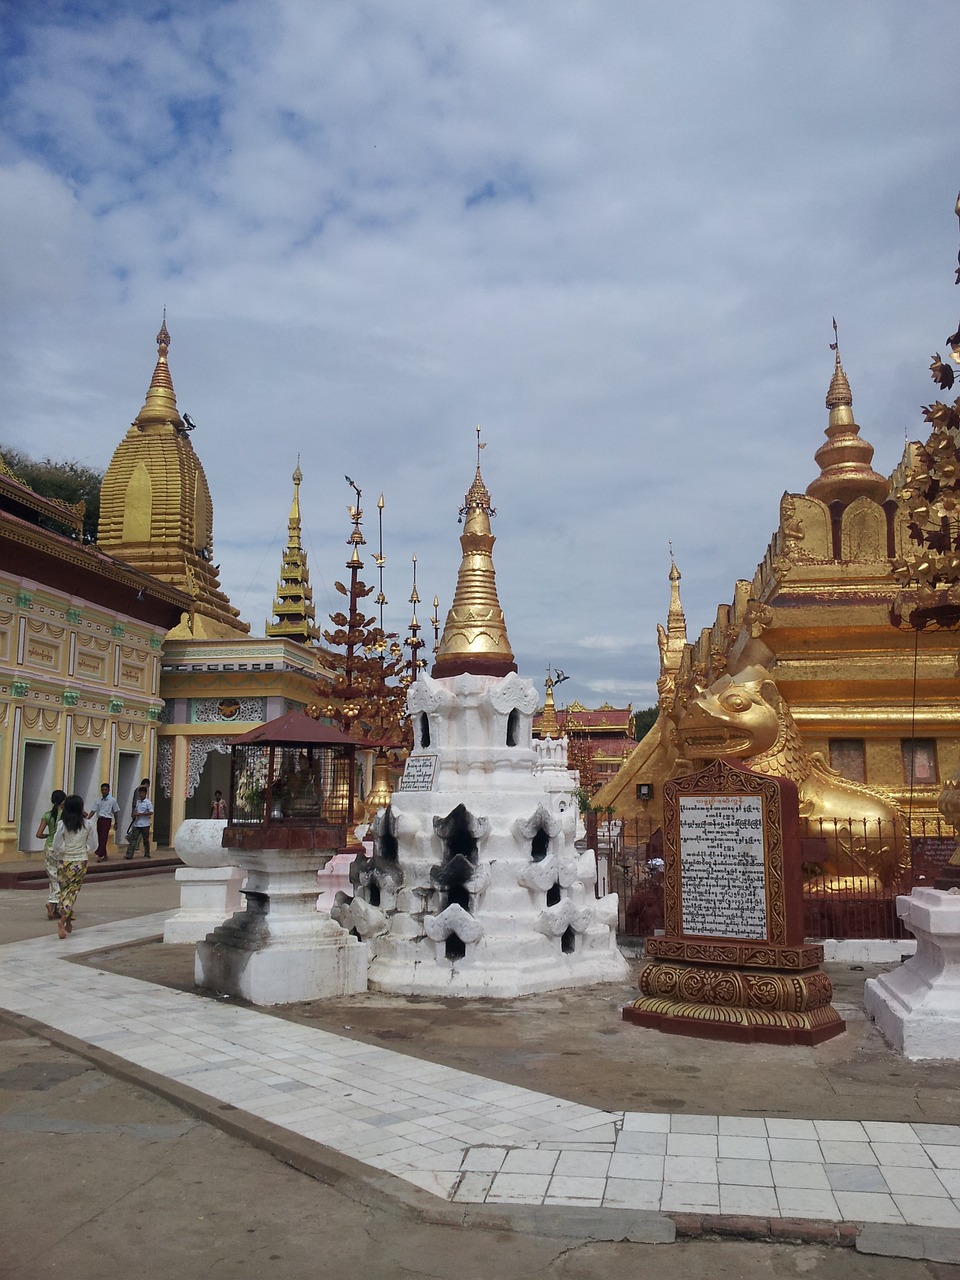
[0,1,957,708]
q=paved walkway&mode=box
[2,913,960,1234]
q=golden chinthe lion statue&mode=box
[674,666,907,886]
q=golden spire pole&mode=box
[405,555,425,683]
[431,594,441,656]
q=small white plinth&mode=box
[864,887,960,1060]
[164,820,242,945]
[164,865,246,944]
[195,845,367,1005]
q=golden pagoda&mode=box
[265,461,320,644]
[432,434,517,678]
[597,337,960,826]
[97,319,248,639]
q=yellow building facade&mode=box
[0,458,189,857]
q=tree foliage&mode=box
[633,706,658,741]
[2,445,103,542]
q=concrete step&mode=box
[0,855,181,889]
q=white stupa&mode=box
[333,449,628,996]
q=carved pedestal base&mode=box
[624,952,846,1046]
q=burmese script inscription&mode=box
[679,795,767,939]
[398,753,439,792]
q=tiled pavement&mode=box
[3,913,960,1230]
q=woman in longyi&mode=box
[51,794,96,940]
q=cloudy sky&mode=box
[1,2,957,710]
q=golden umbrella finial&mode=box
[433,432,516,678]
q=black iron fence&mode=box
[600,814,956,942]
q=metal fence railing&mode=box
[599,814,956,942]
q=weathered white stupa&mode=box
[332,454,628,996]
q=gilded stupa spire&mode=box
[657,548,688,704]
[538,668,561,738]
[266,459,319,644]
[134,311,183,431]
[432,428,517,678]
[665,548,686,644]
[806,321,889,506]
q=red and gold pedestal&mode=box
[623,759,845,1046]
[624,938,845,1046]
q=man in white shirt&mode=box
[91,783,120,861]
[125,786,154,860]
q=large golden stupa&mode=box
[97,319,248,639]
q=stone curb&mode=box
[857,1223,960,1263]
[672,1212,858,1247]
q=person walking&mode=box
[35,789,66,921]
[125,785,154,859]
[91,782,120,861]
[129,779,152,857]
[51,794,96,939]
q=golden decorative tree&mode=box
[892,195,960,629]
[309,480,408,748]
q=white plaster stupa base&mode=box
[349,672,628,999]
[368,933,629,999]
[164,819,244,945]
[864,887,960,1060]
[363,778,629,997]
[195,847,367,1005]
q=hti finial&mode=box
[157,307,170,354]
[826,317,853,410]
[476,423,486,468]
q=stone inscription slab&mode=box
[679,795,767,940]
[398,753,439,792]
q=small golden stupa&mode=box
[97,319,248,638]
[537,670,561,738]
[432,432,517,679]
[265,461,320,644]
[806,333,889,506]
